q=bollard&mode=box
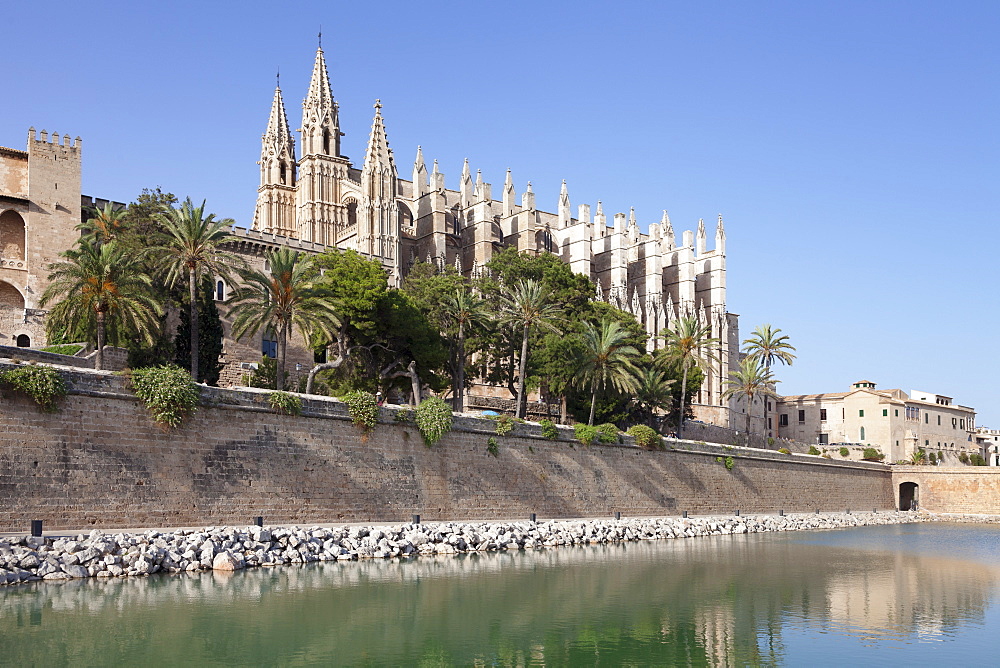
[779,509,784,517]
[529,513,537,523]
[614,512,622,520]
[30,520,43,537]
[873,508,877,513]
[682,511,688,519]
[412,514,421,525]
[735,509,740,517]
[816,509,820,514]
[255,516,263,527]
[846,509,851,514]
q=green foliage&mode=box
[839,446,850,457]
[911,449,927,465]
[486,436,499,458]
[767,437,775,446]
[393,409,414,423]
[494,414,516,436]
[862,447,885,461]
[539,419,559,440]
[415,396,453,446]
[343,390,379,431]
[174,281,224,385]
[268,391,302,416]
[928,451,937,464]
[129,365,199,428]
[724,456,735,470]
[597,422,620,444]
[574,423,598,446]
[808,446,821,455]
[959,451,970,464]
[777,447,791,454]
[627,424,662,450]
[38,343,85,356]
[1,365,66,411]
[970,453,987,466]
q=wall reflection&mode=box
[1,525,997,665]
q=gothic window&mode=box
[346,200,358,228]
[262,329,278,359]
[279,163,287,185]
[860,426,866,441]
[398,202,413,230]
[0,210,26,262]
[15,334,29,348]
[215,280,225,301]
[323,129,332,155]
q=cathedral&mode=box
[249,46,743,427]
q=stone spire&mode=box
[460,159,473,208]
[502,168,515,216]
[300,46,341,157]
[697,217,706,255]
[261,84,295,185]
[431,158,444,191]
[522,180,535,210]
[661,210,675,250]
[715,213,726,253]
[412,145,428,198]
[359,99,400,280]
[558,180,571,227]
[362,99,395,172]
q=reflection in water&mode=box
[1,524,999,665]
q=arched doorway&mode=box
[899,482,919,511]
[15,334,30,347]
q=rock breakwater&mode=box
[0,512,920,586]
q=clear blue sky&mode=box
[4,1,999,424]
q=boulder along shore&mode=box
[0,511,925,586]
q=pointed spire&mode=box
[301,45,341,157]
[716,213,725,236]
[306,45,334,109]
[264,85,293,150]
[363,99,395,171]
[661,210,675,250]
[522,181,535,210]
[503,169,516,217]
[697,217,706,237]
[715,213,726,253]
[558,180,571,227]
[431,158,444,191]
[504,168,513,191]
[460,158,473,208]
[413,145,428,197]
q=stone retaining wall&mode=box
[0,364,896,532]
[892,467,1000,513]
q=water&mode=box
[3,522,1000,666]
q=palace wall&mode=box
[892,467,1000,513]
[0,365,898,532]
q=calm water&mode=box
[3,522,1000,666]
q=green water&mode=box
[3,522,1000,666]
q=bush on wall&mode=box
[129,365,199,428]
[1,365,67,411]
[626,425,662,450]
[415,396,453,446]
[343,390,378,431]
[268,391,302,416]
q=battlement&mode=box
[28,127,81,152]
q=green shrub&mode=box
[808,446,821,455]
[839,447,850,458]
[767,437,775,446]
[860,447,884,462]
[343,390,379,431]
[2,365,66,411]
[574,423,598,445]
[971,453,987,466]
[393,409,414,423]
[777,447,791,454]
[39,343,85,356]
[129,365,199,428]
[627,425,662,450]
[415,396,453,446]
[725,456,735,470]
[959,451,970,464]
[597,423,620,444]
[494,414,515,436]
[539,419,558,440]
[928,451,937,464]
[268,391,302,416]
[486,436,499,457]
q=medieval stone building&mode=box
[248,46,744,426]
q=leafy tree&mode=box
[659,316,719,438]
[496,279,563,418]
[573,319,643,425]
[441,288,490,411]
[742,324,795,437]
[40,239,162,370]
[156,198,244,382]
[722,356,779,446]
[119,187,178,246]
[311,248,389,343]
[174,281,224,385]
[228,248,340,390]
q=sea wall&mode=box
[0,364,896,532]
[892,467,1000,513]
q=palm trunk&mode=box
[516,323,530,419]
[588,385,598,426]
[276,322,287,391]
[746,393,753,447]
[95,310,106,371]
[678,363,688,438]
[455,322,466,413]
[560,395,567,424]
[188,266,199,382]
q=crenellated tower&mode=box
[295,45,350,245]
[253,83,297,237]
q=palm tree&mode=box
[78,202,127,245]
[742,324,796,438]
[227,248,340,390]
[40,239,162,370]
[631,365,674,430]
[722,356,779,446]
[497,279,563,418]
[659,316,720,438]
[574,319,643,426]
[156,198,245,382]
[441,288,490,412]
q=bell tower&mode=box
[253,81,297,236]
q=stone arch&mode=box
[898,481,919,511]
[343,196,359,229]
[15,334,30,347]
[0,210,26,263]
[536,228,554,253]
[398,201,413,229]
[0,280,25,308]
